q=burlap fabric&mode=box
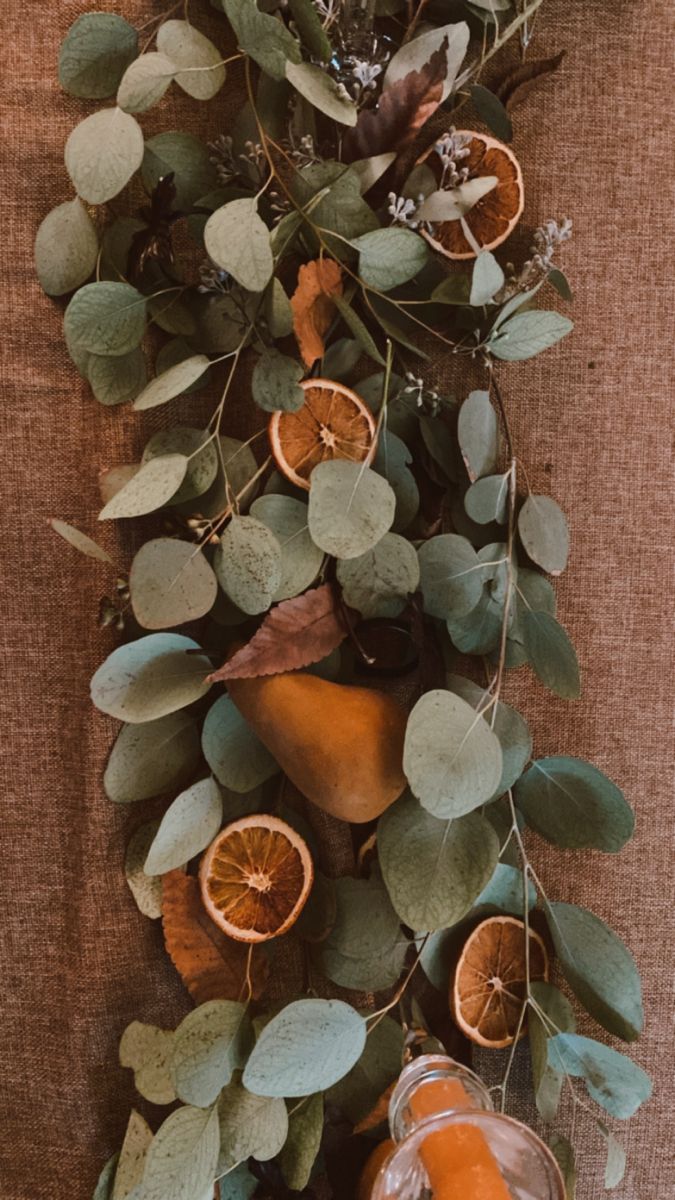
[1,1,673,1196]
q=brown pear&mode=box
[226,672,408,823]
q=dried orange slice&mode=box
[268,378,377,491]
[423,131,524,261]
[451,915,548,1048]
[199,814,313,943]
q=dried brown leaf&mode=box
[354,1082,396,1133]
[290,258,343,367]
[342,41,448,164]
[161,870,267,1003]
[496,50,566,112]
[208,584,349,682]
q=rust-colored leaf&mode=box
[208,584,351,681]
[342,41,448,164]
[161,870,268,1003]
[496,50,566,112]
[290,258,343,368]
[354,1082,396,1133]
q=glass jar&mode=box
[371,1055,565,1200]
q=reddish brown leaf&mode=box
[496,50,566,112]
[290,258,343,368]
[208,584,350,682]
[342,40,448,163]
[161,870,268,1003]
[354,1082,396,1133]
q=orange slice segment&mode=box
[423,131,524,261]
[199,814,313,943]
[268,378,377,491]
[452,915,548,1048]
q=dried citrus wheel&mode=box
[268,378,377,491]
[451,915,548,1048]
[199,814,313,943]
[422,130,524,261]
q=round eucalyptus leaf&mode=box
[142,132,218,210]
[157,20,226,100]
[251,350,304,413]
[202,695,278,792]
[243,999,367,1097]
[250,494,323,601]
[417,533,483,620]
[518,494,570,575]
[65,108,144,205]
[286,60,357,125]
[34,198,99,296]
[457,389,499,481]
[522,610,581,699]
[58,13,138,99]
[308,461,396,559]
[117,52,175,112]
[464,472,509,524]
[195,436,260,519]
[100,215,145,281]
[64,282,146,358]
[446,674,532,796]
[446,589,502,655]
[474,862,536,916]
[119,1021,176,1105]
[214,516,282,614]
[528,981,576,1123]
[104,710,201,803]
[129,539,218,630]
[145,777,223,875]
[403,689,503,818]
[336,532,419,618]
[124,821,163,919]
[515,757,634,852]
[87,348,147,407]
[172,1000,251,1108]
[91,633,212,723]
[99,454,188,520]
[204,199,274,292]
[156,339,210,394]
[327,1015,404,1124]
[352,227,429,291]
[142,427,218,507]
[133,354,211,411]
[546,1034,651,1120]
[149,294,197,337]
[217,1081,288,1173]
[373,430,419,533]
[50,519,112,564]
[141,1104,220,1200]
[378,792,499,930]
[280,1093,324,1192]
[321,875,407,991]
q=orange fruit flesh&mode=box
[426,132,523,260]
[410,1080,511,1200]
[201,822,310,941]
[453,916,548,1047]
[269,379,376,489]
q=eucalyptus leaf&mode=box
[250,495,323,601]
[141,1105,220,1200]
[218,1164,257,1199]
[112,1109,153,1200]
[514,757,634,852]
[214,516,282,614]
[457,389,499,480]
[332,294,384,365]
[352,228,429,291]
[469,83,513,141]
[145,778,222,875]
[327,1015,404,1124]
[549,1134,576,1200]
[202,695,278,792]
[222,0,302,81]
[350,152,397,194]
[172,1001,251,1107]
[142,427,218,506]
[546,902,643,1041]
[470,250,505,306]
[490,310,574,361]
[119,1021,176,1105]
[99,455,188,520]
[336,532,419,618]
[286,61,357,126]
[308,461,396,559]
[205,199,273,292]
[124,822,163,919]
[518,494,569,574]
[291,161,379,254]
[417,176,498,223]
[321,875,407,991]
[373,430,420,532]
[528,981,576,1123]
[288,0,331,60]
[91,633,212,723]
[417,533,483,619]
[156,339,211,393]
[65,109,144,205]
[548,267,573,302]
[280,1093,323,1191]
[93,1154,119,1200]
[35,199,99,296]
[603,1130,626,1189]
[88,349,147,407]
[133,355,211,410]
[59,13,138,99]
[142,132,218,209]
[105,711,201,804]
[522,610,581,699]
[265,278,294,339]
[217,1080,288,1172]
[547,1034,651,1119]
[117,53,176,113]
[446,588,502,655]
[243,999,367,1097]
[379,791,499,929]
[383,20,469,102]
[464,472,509,524]
[474,862,536,915]
[50,518,112,564]
[129,538,218,630]
[403,689,503,819]
[252,350,304,413]
[446,674,532,796]
[64,282,146,358]
[157,20,226,101]
[196,435,260,519]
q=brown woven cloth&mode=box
[0,1,673,1197]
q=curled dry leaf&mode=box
[290,258,343,368]
[161,870,268,1003]
[496,51,566,112]
[354,1082,396,1133]
[208,583,350,682]
[342,41,448,164]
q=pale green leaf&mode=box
[547,1034,651,1119]
[265,278,294,339]
[117,53,175,112]
[474,862,536,915]
[205,198,273,293]
[336,532,419,618]
[445,673,532,796]
[65,108,144,205]
[250,495,323,601]
[49,518,112,564]
[403,688,503,819]
[352,227,429,291]
[119,1021,176,1105]
[133,354,211,410]
[93,1154,119,1200]
[171,1001,251,1107]
[522,610,581,699]
[144,778,222,875]
[464,472,509,524]
[141,1105,220,1200]
[383,21,469,102]
[457,389,499,480]
[286,61,357,126]
[99,455,188,519]
[321,875,407,991]
[603,1130,626,1189]
[417,533,483,619]
[64,282,146,358]
[291,161,379,253]
[142,427,218,506]
[515,757,634,852]
[59,13,138,99]
[469,83,512,141]
[218,1164,256,1199]
[518,494,569,574]
[195,435,260,520]
[308,461,396,559]
[490,310,574,361]
[216,1080,288,1172]
[332,294,384,365]
[327,1016,403,1124]
[91,633,212,723]
[243,999,367,1097]
[288,0,332,61]
[373,430,420,532]
[251,350,304,413]
[417,176,498,222]
[446,588,502,655]
[379,791,498,929]
[157,20,226,100]
[142,132,218,209]
[35,198,99,296]
[105,711,201,804]
[124,822,163,919]
[112,1110,153,1200]
[528,981,576,1123]
[222,0,301,81]
[280,1093,323,1191]
[156,339,211,393]
[129,538,217,630]
[202,695,278,792]
[470,249,505,306]
[88,348,147,407]
[214,515,282,614]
